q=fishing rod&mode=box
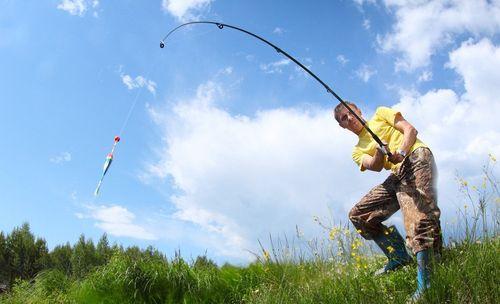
[160,21,391,157]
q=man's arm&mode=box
[387,113,418,164]
[361,147,385,172]
[394,113,418,154]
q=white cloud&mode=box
[355,64,377,82]
[392,38,500,215]
[336,54,349,66]
[259,58,291,74]
[141,38,500,261]
[363,18,371,30]
[143,80,382,260]
[121,74,157,95]
[161,0,213,22]
[50,152,71,164]
[379,0,500,71]
[273,27,284,34]
[353,0,376,5]
[57,0,99,17]
[83,205,158,240]
[447,38,500,106]
[216,66,233,76]
[245,54,255,62]
[417,70,433,83]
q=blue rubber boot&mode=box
[410,249,431,302]
[373,226,412,275]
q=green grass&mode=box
[1,157,498,303]
[1,237,498,304]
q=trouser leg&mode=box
[396,148,442,255]
[349,174,400,240]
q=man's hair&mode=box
[333,101,358,122]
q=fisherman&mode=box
[333,102,442,301]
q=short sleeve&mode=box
[375,107,401,127]
[352,148,367,172]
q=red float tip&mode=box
[114,136,121,142]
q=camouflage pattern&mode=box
[349,147,442,254]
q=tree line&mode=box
[0,222,169,289]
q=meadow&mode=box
[0,157,498,303]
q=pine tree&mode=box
[71,234,97,278]
[4,223,47,284]
[51,242,73,276]
[0,232,8,284]
[33,238,50,273]
[96,233,112,266]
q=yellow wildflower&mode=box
[263,250,270,262]
[351,238,362,250]
[489,153,496,162]
[387,246,395,254]
[329,227,340,240]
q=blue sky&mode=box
[1,0,499,264]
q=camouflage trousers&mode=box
[349,147,443,254]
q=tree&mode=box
[51,242,73,276]
[71,234,97,278]
[34,238,50,272]
[5,223,49,285]
[125,245,142,260]
[193,255,218,270]
[0,232,8,284]
[96,233,112,266]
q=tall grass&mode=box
[1,157,498,303]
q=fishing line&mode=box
[94,52,163,197]
[118,57,162,137]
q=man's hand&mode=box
[388,151,405,164]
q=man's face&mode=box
[337,106,364,134]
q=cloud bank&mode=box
[378,0,500,71]
[142,36,500,261]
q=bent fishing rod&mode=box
[160,21,391,157]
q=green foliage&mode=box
[0,157,498,303]
[0,232,8,284]
[0,235,498,303]
[51,243,72,276]
[0,270,72,304]
[70,235,97,279]
[96,234,112,266]
[5,223,49,286]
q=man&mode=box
[333,102,442,301]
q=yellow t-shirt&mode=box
[352,107,427,173]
